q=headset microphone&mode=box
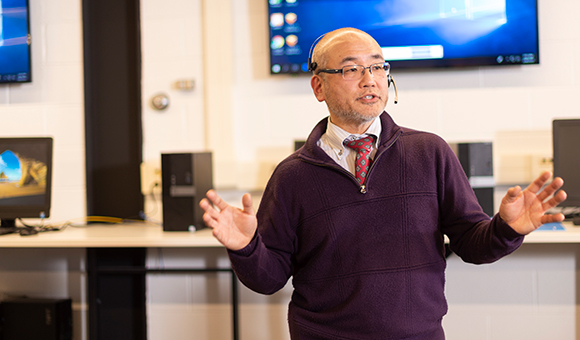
[307,33,327,72]
[388,74,399,104]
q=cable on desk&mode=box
[140,181,161,223]
[4,216,159,237]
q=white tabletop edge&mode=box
[0,223,223,248]
[2,221,580,248]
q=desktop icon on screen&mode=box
[270,13,284,28]
[271,35,285,49]
[285,35,298,47]
[285,12,297,25]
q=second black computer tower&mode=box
[453,142,495,217]
[161,152,213,232]
[0,297,73,340]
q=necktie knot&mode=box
[343,135,376,185]
[343,135,375,154]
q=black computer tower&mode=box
[0,297,72,340]
[455,142,494,217]
[161,152,213,232]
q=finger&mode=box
[542,189,567,211]
[541,212,565,224]
[199,198,220,219]
[549,177,564,192]
[241,193,255,215]
[526,171,552,194]
[556,189,568,204]
[503,185,522,203]
[211,226,224,242]
[205,189,230,211]
[199,197,211,211]
[537,177,564,202]
[202,212,214,227]
[202,210,219,230]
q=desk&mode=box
[1,221,576,247]
[520,221,580,243]
[0,223,221,248]
[0,223,238,340]
[2,221,578,340]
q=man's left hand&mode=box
[499,171,567,235]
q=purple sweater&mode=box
[229,113,524,339]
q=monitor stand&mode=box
[0,219,17,235]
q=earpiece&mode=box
[308,59,318,73]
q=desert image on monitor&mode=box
[0,150,47,199]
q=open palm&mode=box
[499,171,567,235]
[199,190,258,251]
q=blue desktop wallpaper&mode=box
[0,150,21,182]
[269,0,539,73]
[0,0,31,82]
[0,143,48,204]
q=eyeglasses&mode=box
[316,62,390,80]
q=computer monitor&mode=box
[552,119,580,211]
[268,0,539,74]
[0,137,53,234]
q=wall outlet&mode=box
[140,162,162,195]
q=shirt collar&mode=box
[326,116,382,148]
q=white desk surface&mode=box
[522,221,580,243]
[0,223,222,248]
[0,221,579,248]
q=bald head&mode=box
[311,28,383,73]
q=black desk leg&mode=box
[88,251,240,340]
[231,272,239,340]
[87,248,147,340]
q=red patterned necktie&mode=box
[343,135,376,185]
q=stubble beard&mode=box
[328,101,385,127]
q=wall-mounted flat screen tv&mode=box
[268,0,539,75]
[0,0,31,83]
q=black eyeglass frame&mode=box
[315,62,391,79]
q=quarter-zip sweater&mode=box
[228,112,524,340]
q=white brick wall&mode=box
[0,0,85,225]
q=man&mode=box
[199,28,567,339]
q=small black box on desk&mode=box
[161,152,213,232]
[0,297,72,340]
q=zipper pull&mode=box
[360,185,367,194]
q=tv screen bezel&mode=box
[267,0,540,75]
[0,137,53,223]
[0,0,32,84]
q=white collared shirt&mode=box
[317,116,382,175]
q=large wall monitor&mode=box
[0,0,32,83]
[268,0,539,74]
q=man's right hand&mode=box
[199,190,257,251]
